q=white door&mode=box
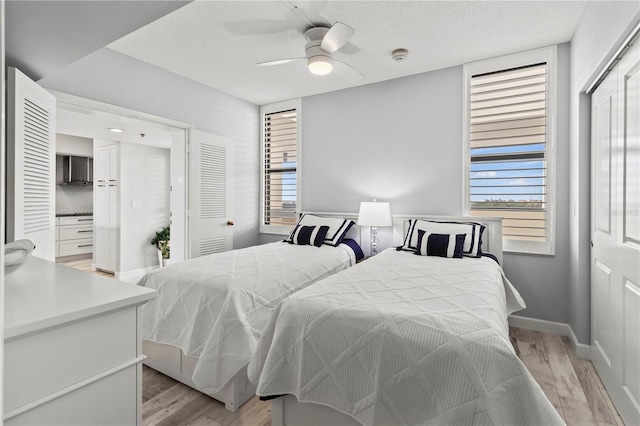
[6,68,56,261]
[189,130,233,258]
[170,129,187,262]
[94,144,119,271]
[591,39,640,426]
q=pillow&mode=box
[340,238,365,261]
[415,230,465,258]
[287,214,355,247]
[288,225,329,247]
[398,219,485,257]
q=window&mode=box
[464,47,556,255]
[260,100,301,234]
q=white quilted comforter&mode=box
[138,241,356,394]
[248,249,564,425]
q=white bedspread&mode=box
[248,249,564,425]
[138,241,356,394]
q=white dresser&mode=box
[3,257,156,425]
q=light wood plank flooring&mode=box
[56,254,114,277]
[143,328,622,426]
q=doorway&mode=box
[54,91,189,281]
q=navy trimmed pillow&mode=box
[288,225,330,247]
[415,230,465,258]
[340,238,365,261]
[287,214,355,247]
[398,219,485,257]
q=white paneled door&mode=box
[6,68,56,261]
[94,144,119,272]
[591,38,640,426]
[189,130,233,258]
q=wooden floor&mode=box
[142,328,623,426]
[56,253,114,277]
[57,258,622,425]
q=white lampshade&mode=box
[357,201,392,227]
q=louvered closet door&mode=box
[591,38,640,426]
[189,130,233,258]
[6,68,56,260]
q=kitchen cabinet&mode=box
[94,144,119,272]
[55,215,93,257]
[3,256,156,425]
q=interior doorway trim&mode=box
[49,90,192,265]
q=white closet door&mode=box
[615,38,640,425]
[591,39,640,426]
[6,67,56,261]
[189,130,233,258]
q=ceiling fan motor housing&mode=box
[304,26,330,42]
[305,27,332,60]
[304,28,333,75]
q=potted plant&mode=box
[151,225,171,266]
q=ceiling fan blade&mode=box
[332,59,363,83]
[256,57,305,67]
[321,22,355,53]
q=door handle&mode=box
[227,220,234,226]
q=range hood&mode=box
[58,155,93,184]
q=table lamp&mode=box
[357,200,392,256]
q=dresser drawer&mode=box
[4,308,138,413]
[5,365,138,426]
[58,238,93,256]
[59,216,93,226]
[59,224,93,241]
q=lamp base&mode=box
[370,226,379,256]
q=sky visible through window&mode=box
[282,167,296,202]
[470,143,545,209]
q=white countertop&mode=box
[4,256,156,340]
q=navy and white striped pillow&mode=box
[398,219,485,257]
[288,214,355,247]
[288,225,329,247]
[415,230,465,258]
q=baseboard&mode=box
[115,265,157,283]
[509,315,591,359]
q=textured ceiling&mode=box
[5,0,190,82]
[109,0,587,105]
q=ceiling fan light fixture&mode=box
[308,55,333,75]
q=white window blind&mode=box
[263,108,298,228]
[467,56,554,253]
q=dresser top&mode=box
[4,256,156,340]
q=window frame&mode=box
[260,99,302,235]
[463,46,557,256]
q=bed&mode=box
[247,215,564,425]
[139,213,363,412]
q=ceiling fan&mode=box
[256,22,363,83]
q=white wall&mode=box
[39,48,260,249]
[119,142,170,274]
[273,46,573,328]
[569,3,640,343]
